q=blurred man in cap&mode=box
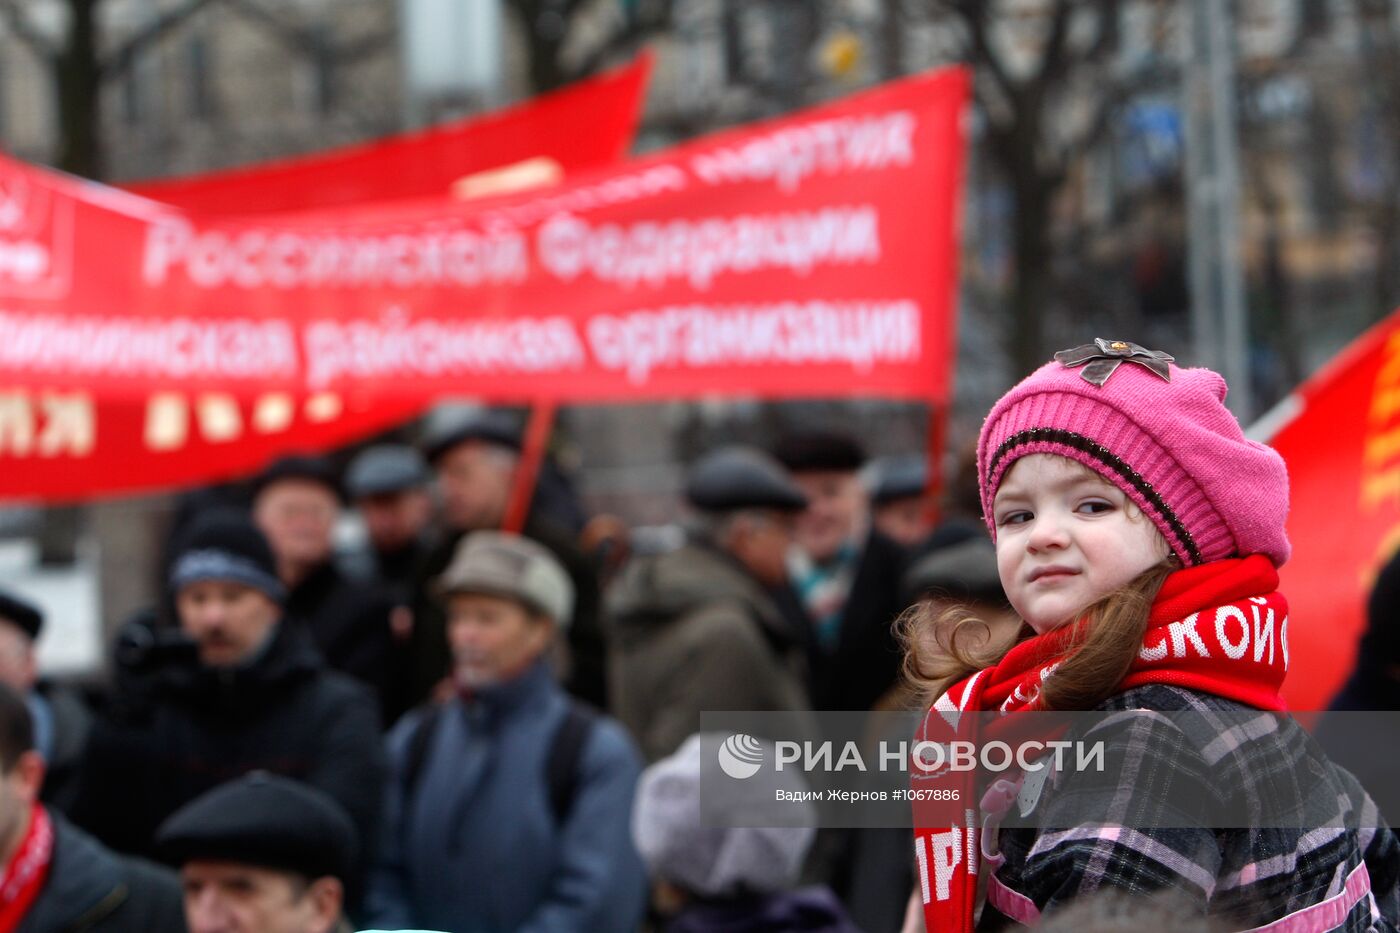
[253,455,399,711]
[72,512,384,893]
[0,682,185,932]
[157,772,356,933]
[367,531,645,932]
[606,446,813,761]
[773,431,906,713]
[343,445,435,599]
[408,411,607,712]
[868,455,936,550]
[0,589,91,814]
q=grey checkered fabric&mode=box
[981,686,1400,932]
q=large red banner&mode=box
[1271,309,1400,710]
[124,56,651,213]
[0,66,969,501]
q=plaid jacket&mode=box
[979,685,1400,932]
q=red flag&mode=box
[1271,309,1400,710]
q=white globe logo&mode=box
[717,734,764,779]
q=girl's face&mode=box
[992,454,1170,634]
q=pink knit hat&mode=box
[977,339,1291,567]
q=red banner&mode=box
[0,66,969,501]
[123,56,651,213]
[1271,310,1400,710]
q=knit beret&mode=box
[155,772,357,881]
[979,339,1291,568]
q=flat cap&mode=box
[155,772,357,881]
[252,455,342,502]
[0,589,41,640]
[685,447,808,513]
[870,455,928,505]
[345,445,431,499]
[773,430,866,474]
[435,531,574,626]
[423,410,522,464]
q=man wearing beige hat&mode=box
[365,531,646,933]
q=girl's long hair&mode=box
[898,557,1180,711]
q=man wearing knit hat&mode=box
[253,455,399,716]
[71,512,384,899]
[157,772,358,933]
[773,430,908,713]
[607,446,816,762]
[367,531,646,933]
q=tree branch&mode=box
[100,0,223,80]
[0,0,58,60]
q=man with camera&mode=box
[72,512,384,894]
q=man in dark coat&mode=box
[607,447,815,761]
[252,455,399,713]
[406,411,607,710]
[0,589,91,815]
[773,431,907,712]
[157,773,357,933]
[343,444,436,600]
[0,682,186,933]
[71,514,384,888]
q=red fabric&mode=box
[0,804,52,933]
[914,556,1288,932]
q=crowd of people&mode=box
[2,339,1398,932]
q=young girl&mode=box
[905,340,1400,931]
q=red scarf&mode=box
[0,804,52,933]
[914,556,1288,932]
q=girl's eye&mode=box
[998,510,1032,526]
[1077,500,1114,515]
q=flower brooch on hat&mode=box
[1054,338,1175,386]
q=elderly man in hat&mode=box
[406,411,607,711]
[0,588,91,814]
[367,531,645,933]
[0,682,185,932]
[343,445,436,599]
[773,431,908,713]
[157,772,358,933]
[253,455,399,712]
[71,513,384,891]
[607,446,814,762]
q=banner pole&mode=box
[925,402,946,529]
[503,400,557,534]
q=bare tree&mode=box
[915,0,1177,374]
[504,0,672,94]
[1354,0,1400,320]
[0,0,222,178]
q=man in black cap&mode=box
[0,682,185,932]
[408,411,607,711]
[868,455,936,550]
[0,588,91,814]
[606,446,814,761]
[252,455,399,713]
[773,431,907,713]
[71,513,384,892]
[157,773,356,933]
[343,445,435,599]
